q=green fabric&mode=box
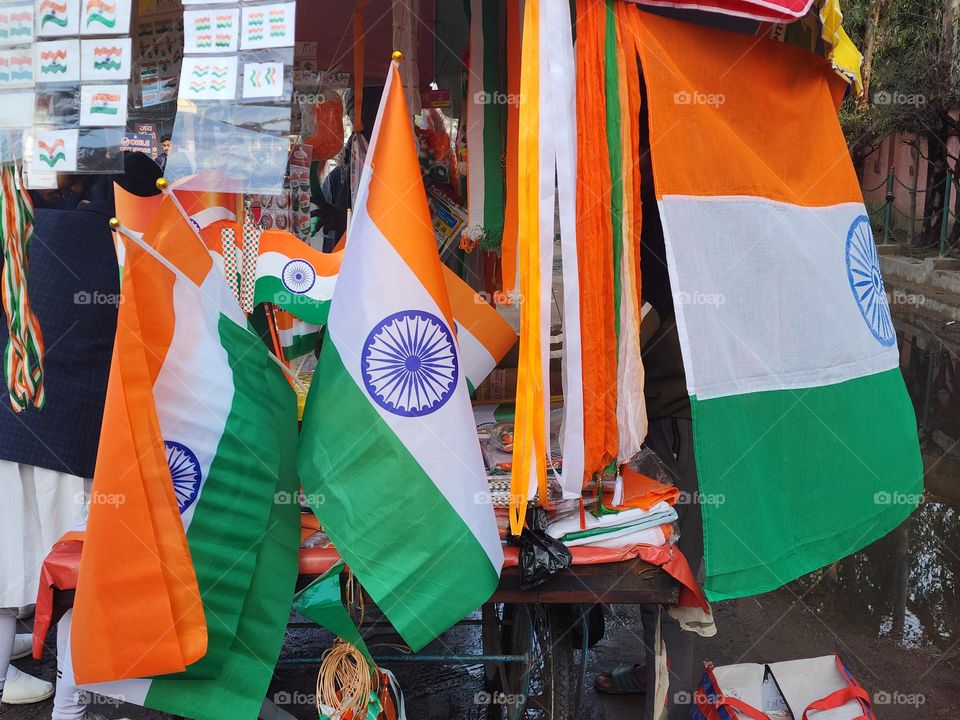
[298,342,500,651]
[604,0,623,341]
[480,0,505,249]
[693,368,923,601]
[254,275,331,325]
[145,317,300,717]
[294,562,373,664]
[283,329,320,359]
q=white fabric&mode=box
[658,197,900,400]
[769,655,863,720]
[711,663,767,710]
[53,610,86,720]
[563,524,669,549]
[0,461,85,608]
[541,0,585,499]
[0,608,15,691]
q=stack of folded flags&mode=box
[547,463,681,549]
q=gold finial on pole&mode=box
[156,177,169,190]
[391,50,403,62]
[108,217,120,230]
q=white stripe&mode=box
[659,196,900,400]
[257,250,337,302]
[153,273,235,531]
[542,0,584,497]
[189,206,236,230]
[456,322,497,389]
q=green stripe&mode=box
[155,316,297,680]
[254,275,331,325]
[283,330,319,358]
[480,0,505,247]
[604,0,622,341]
[692,368,923,601]
[145,316,299,717]
[298,341,499,651]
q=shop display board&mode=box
[168,0,296,195]
[0,0,132,171]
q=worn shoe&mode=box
[81,713,132,720]
[11,633,32,660]
[16,605,34,620]
[1,667,54,704]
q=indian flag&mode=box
[443,264,516,393]
[254,229,338,325]
[298,61,503,651]
[630,11,922,600]
[71,196,300,719]
[275,308,320,358]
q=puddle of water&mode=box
[792,311,960,652]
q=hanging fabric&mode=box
[465,0,506,252]
[392,0,422,115]
[0,163,44,412]
[575,0,619,480]
[610,0,647,461]
[539,0,585,499]
[353,0,370,134]
[509,0,546,535]
[500,0,522,297]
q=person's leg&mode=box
[52,610,86,720]
[0,608,16,694]
[643,417,706,720]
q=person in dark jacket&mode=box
[0,155,160,717]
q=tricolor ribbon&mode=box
[0,163,44,412]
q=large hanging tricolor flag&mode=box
[298,58,504,651]
[71,196,300,719]
[626,10,922,600]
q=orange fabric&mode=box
[510,0,547,535]
[575,0,618,481]
[113,184,162,233]
[500,0,522,295]
[72,233,206,684]
[605,466,681,511]
[366,63,454,326]
[146,195,214,286]
[619,2,644,323]
[32,533,85,659]
[624,9,861,206]
[173,188,237,221]
[442,265,517,361]
[259,229,343,276]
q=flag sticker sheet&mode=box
[35,39,80,82]
[179,54,237,100]
[0,48,34,87]
[80,37,130,80]
[241,2,294,50]
[242,60,282,98]
[80,0,131,36]
[79,82,126,125]
[184,7,239,54]
[30,128,78,171]
[0,4,34,46]
[36,0,80,37]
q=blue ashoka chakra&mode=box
[281,259,316,295]
[361,309,459,417]
[845,215,895,347]
[165,440,202,514]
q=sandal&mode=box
[594,664,646,695]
